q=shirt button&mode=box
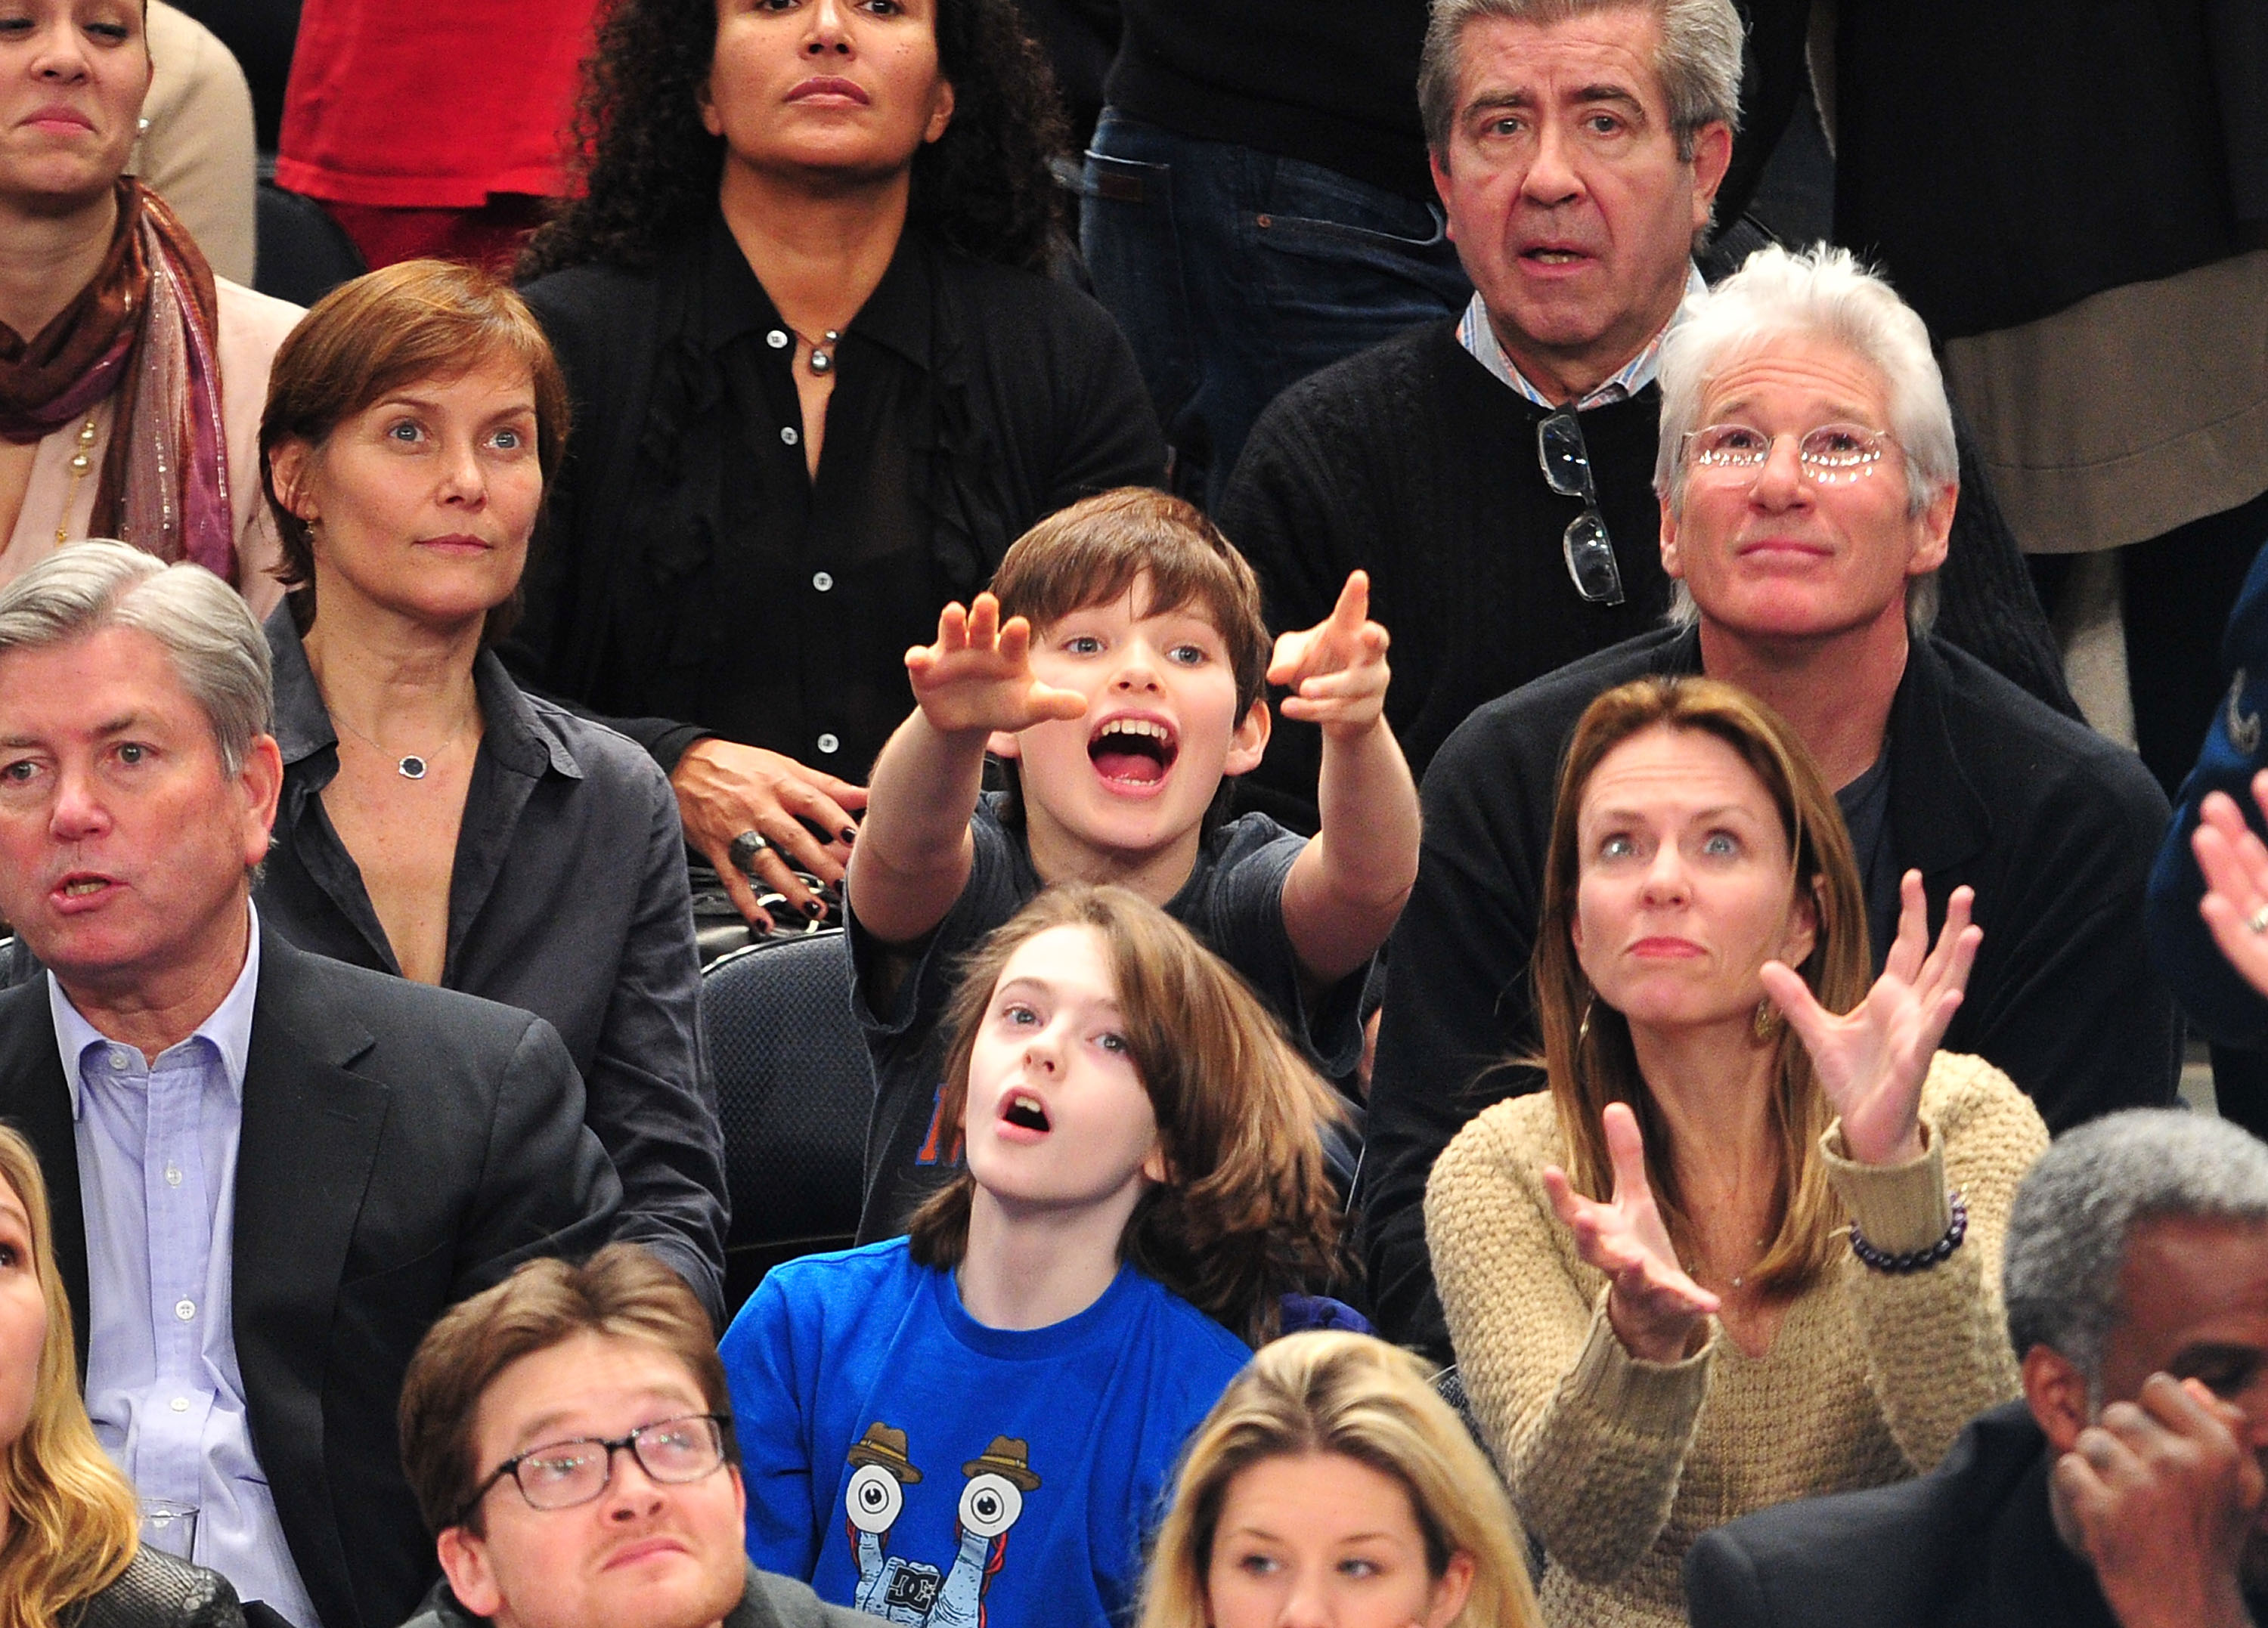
[164,1164,183,1188]
[174,1298,195,1322]
[780,426,799,446]
[816,734,840,755]
[170,1396,189,1413]
[767,329,789,349]
[811,571,834,593]
[107,1047,132,1069]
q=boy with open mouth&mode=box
[846,485,1420,1241]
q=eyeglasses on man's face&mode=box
[460,1413,730,1525]
[1538,410,1626,605]
[1681,422,1897,485]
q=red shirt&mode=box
[276,0,597,207]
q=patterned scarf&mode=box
[0,180,235,581]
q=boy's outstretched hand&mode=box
[1269,571,1392,739]
[906,593,1088,738]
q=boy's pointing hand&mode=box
[1269,571,1392,740]
[907,593,1089,738]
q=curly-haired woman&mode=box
[511,0,1164,931]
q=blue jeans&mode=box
[1080,113,1472,512]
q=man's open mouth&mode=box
[1088,717,1179,785]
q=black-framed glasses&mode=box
[458,1413,730,1524]
[1538,410,1625,605]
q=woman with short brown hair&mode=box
[252,260,727,1323]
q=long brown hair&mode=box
[1136,1332,1541,1628]
[906,885,1345,1345]
[0,1126,140,1626]
[1532,677,1870,1293]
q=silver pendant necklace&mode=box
[789,326,844,376]
[331,707,470,780]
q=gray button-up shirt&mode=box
[254,605,727,1320]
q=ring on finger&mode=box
[2248,903,2268,936]
[729,829,770,872]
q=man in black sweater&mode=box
[1363,243,2178,1362]
[1686,1111,2268,1628]
[1222,0,2071,824]
[1080,1,1470,510]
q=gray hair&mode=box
[0,542,273,774]
[1419,0,1744,166]
[1656,243,1957,636]
[2003,1110,2268,1388]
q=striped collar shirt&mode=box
[1457,262,1709,408]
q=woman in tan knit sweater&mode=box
[1425,676,2049,1628]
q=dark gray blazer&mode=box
[76,1549,245,1628]
[257,605,727,1322]
[0,927,622,1628]
[1685,1401,2268,1628]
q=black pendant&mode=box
[398,755,428,780]
[808,349,832,375]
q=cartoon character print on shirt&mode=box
[843,1423,1041,1627]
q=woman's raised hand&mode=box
[1542,1103,1719,1365]
[904,593,1088,738]
[1759,871,1980,1166]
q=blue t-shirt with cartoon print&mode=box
[721,1237,1251,1628]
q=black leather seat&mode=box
[699,928,873,1318]
[254,180,366,308]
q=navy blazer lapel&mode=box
[231,933,389,1628]
[0,980,88,1371]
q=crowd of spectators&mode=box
[0,0,2263,1626]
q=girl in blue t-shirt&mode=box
[720,882,1346,1628]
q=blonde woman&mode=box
[0,1125,243,1627]
[1140,1330,1542,1628]
[1425,676,2050,1628]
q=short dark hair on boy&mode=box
[906,884,1346,1345]
[397,1245,728,1538]
[990,488,1272,717]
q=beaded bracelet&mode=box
[1849,1190,1967,1274]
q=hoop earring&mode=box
[1753,998,1780,1041]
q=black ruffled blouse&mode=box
[510,217,1164,778]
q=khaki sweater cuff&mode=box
[1820,1114,1952,1256]
[1564,1289,1715,1440]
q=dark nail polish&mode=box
[841,827,859,843]
[803,899,825,918]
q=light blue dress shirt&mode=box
[1456,262,1711,408]
[48,906,321,1628]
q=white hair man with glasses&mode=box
[1218,0,2074,834]
[1362,243,2179,1363]
[398,1246,863,1628]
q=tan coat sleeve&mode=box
[1427,1101,1715,1584]
[1823,1051,2049,1475]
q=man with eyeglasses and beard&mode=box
[396,1246,863,1628]
[1358,240,2177,1366]
[1219,0,2072,839]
